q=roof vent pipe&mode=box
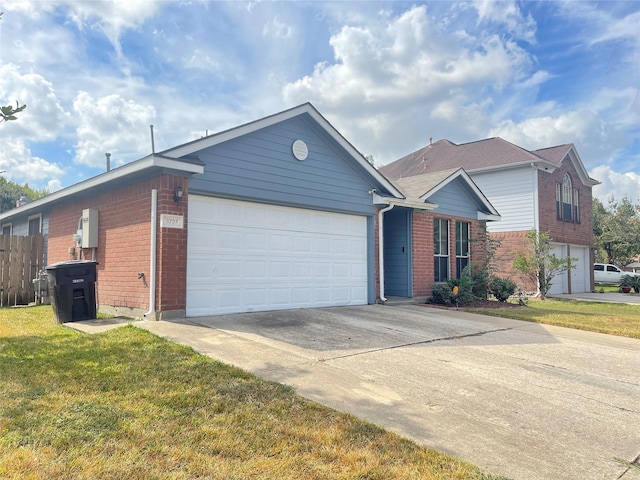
[150,125,155,154]
[105,152,111,172]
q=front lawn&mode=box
[466,299,640,339]
[0,306,503,480]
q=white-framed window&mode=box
[1,223,12,236]
[455,221,470,279]
[556,174,578,222]
[434,218,449,282]
[28,214,42,236]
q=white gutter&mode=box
[144,189,158,318]
[378,203,395,304]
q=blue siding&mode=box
[383,208,411,297]
[187,115,379,216]
[427,178,479,219]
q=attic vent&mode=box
[292,140,308,161]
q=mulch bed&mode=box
[422,300,525,310]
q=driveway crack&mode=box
[317,327,513,362]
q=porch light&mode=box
[173,186,184,204]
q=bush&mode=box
[621,275,640,293]
[489,276,517,302]
[428,272,475,307]
[464,263,490,301]
[429,284,455,306]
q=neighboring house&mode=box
[381,137,600,295]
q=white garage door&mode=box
[547,244,568,295]
[186,196,368,316]
[570,246,589,293]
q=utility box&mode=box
[81,208,99,248]
[46,260,97,323]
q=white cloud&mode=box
[263,16,294,39]
[590,165,640,205]
[489,110,601,150]
[72,92,156,167]
[472,0,537,43]
[0,63,69,142]
[0,140,64,188]
[283,5,537,163]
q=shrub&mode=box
[621,275,640,293]
[489,276,517,302]
[429,284,455,306]
[428,272,475,307]
[464,263,490,301]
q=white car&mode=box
[593,263,640,284]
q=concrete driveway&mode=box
[136,305,640,480]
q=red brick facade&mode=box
[47,173,189,319]
[374,208,487,301]
[489,159,595,294]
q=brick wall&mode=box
[410,212,487,298]
[488,230,536,293]
[411,211,432,297]
[47,173,188,318]
[537,159,594,247]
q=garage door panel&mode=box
[570,246,588,293]
[187,196,368,316]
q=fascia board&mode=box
[565,147,601,186]
[0,156,204,222]
[418,169,500,217]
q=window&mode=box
[455,221,470,279]
[1,223,11,236]
[28,215,42,236]
[434,218,449,282]
[594,264,604,271]
[556,174,578,223]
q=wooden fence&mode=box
[0,235,45,307]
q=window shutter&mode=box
[556,183,562,219]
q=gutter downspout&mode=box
[144,189,158,318]
[378,203,395,303]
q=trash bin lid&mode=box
[45,260,97,270]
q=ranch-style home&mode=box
[381,137,600,295]
[0,103,500,318]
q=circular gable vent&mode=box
[292,139,308,161]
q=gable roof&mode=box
[162,102,404,199]
[380,137,599,187]
[394,168,500,220]
[0,155,204,222]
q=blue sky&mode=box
[1,1,638,204]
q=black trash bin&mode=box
[46,260,97,324]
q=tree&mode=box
[512,230,576,299]
[0,177,49,214]
[0,101,26,123]
[593,196,640,266]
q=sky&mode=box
[0,0,638,205]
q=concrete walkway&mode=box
[68,305,640,480]
[551,291,640,304]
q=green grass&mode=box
[0,306,504,480]
[466,298,640,339]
